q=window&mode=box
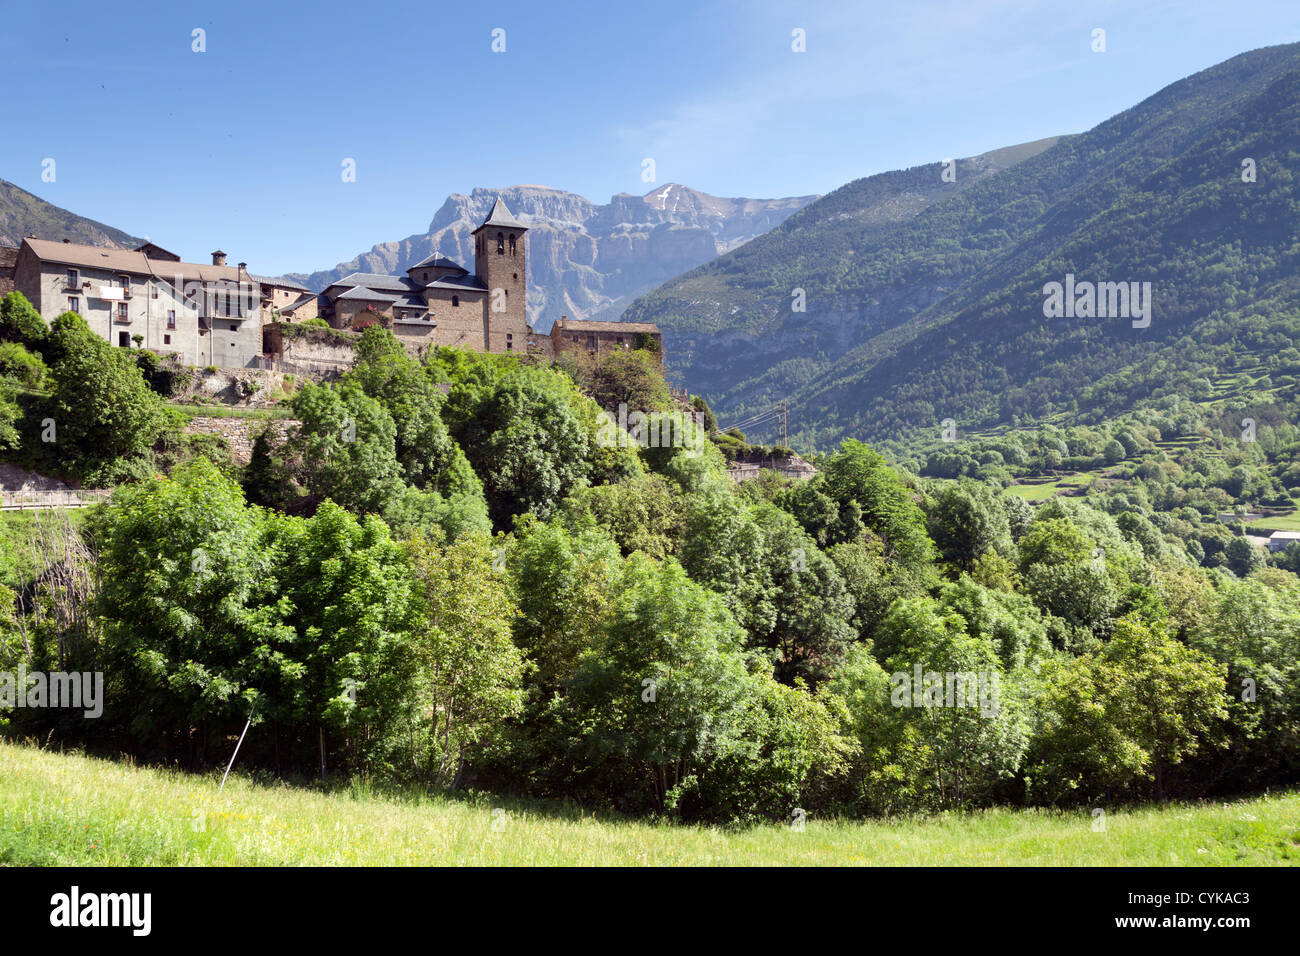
[422,272,429,281]
[451,295,459,307]
[117,302,129,322]
[67,296,79,313]
[167,310,176,329]
[497,232,504,254]
[163,334,171,345]
[66,268,79,289]
[120,275,131,296]
[151,282,159,299]
[509,235,516,256]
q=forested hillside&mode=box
[2,290,1297,823]
[626,42,1300,449]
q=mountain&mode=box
[0,178,139,249]
[624,42,1300,449]
[286,184,817,332]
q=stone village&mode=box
[0,197,662,370]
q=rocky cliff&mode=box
[286,184,817,332]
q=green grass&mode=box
[1244,501,1300,532]
[2,742,1297,866]
[165,403,292,420]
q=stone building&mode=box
[314,197,659,361]
[254,273,313,320]
[548,316,663,364]
[317,198,529,355]
[12,238,264,367]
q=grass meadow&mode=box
[1,741,1297,866]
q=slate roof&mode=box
[336,286,400,302]
[328,272,417,294]
[281,292,321,312]
[555,318,660,334]
[426,274,488,292]
[408,254,466,272]
[473,197,527,232]
[253,274,311,292]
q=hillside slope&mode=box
[0,178,139,249]
[625,42,1300,448]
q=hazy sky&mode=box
[3,0,1299,274]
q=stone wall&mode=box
[0,246,17,296]
[264,324,359,372]
[184,416,298,465]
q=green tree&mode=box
[96,459,292,759]
[45,312,170,483]
[1028,617,1227,803]
[925,480,1012,571]
[285,381,404,514]
[0,291,47,349]
[402,533,525,787]
[555,554,762,814]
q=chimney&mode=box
[237,262,247,272]
[211,250,227,266]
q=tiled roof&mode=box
[23,237,252,285]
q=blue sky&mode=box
[3,0,1299,275]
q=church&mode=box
[307,197,661,361]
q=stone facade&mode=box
[0,245,17,296]
[184,416,298,465]
[13,239,264,368]
[548,316,663,364]
[313,197,651,361]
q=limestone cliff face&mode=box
[287,184,816,332]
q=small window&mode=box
[117,302,128,321]
[67,296,79,313]
[167,310,176,329]
[163,334,171,345]
[423,272,428,281]
[67,268,79,287]
[497,232,504,254]
[451,295,459,307]
[120,274,131,294]
[509,235,516,256]
[151,282,159,299]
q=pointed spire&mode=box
[476,196,527,231]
